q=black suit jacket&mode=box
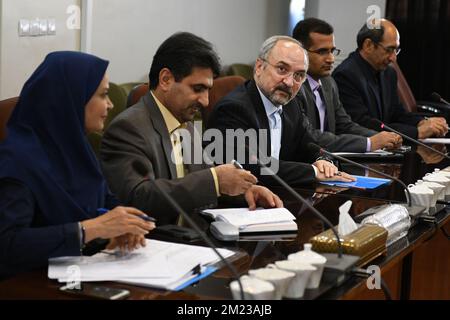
[297,76,377,152]
[206,80,319,187]
[333,51,423,138]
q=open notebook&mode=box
[202,207,297,233]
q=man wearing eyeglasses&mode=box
[206,35,355,186]
[293,18,402,152]
[333,19,447,140]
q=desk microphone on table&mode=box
[245,146,359,286]
[431,92,450,106]
[373,119,450,160]
[132,161,245,300]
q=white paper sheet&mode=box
[48,239,235,289]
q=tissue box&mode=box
[309,224,388,266]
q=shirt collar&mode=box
[256,85,283,118]
[151,91,184,134]
[307,74,322,92]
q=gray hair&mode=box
[256,35,309,69]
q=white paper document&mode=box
[333,149,394,157]
[419,138,450,144]
[202,207,297,232]
[48,239,235,290]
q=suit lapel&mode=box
[143,93,177,179]
[379,70,389,120]
[366,76,383,119]
[247,81,272,155]
[319,78,335,133]
[301,81,320,129]
[355,52,383,119]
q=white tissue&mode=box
[338,200,358,236]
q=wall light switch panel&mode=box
[47,18,56,35]
[18,19,30,36]
[29,18,40,36]
[39,19,48,35]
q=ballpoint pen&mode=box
[231,159,244,170]
[97,208,157,222]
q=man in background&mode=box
[333,19,447,139]
[293,18,402,152]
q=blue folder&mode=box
[320,175,391,189]
[174,266,218,291]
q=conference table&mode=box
[0,146,449,300]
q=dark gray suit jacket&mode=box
[296,76,377,152]
[100,92,218,225]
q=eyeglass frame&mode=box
[374,41,401,56]
[305,47,341,57]
[260,58,307,83]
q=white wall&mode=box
[88,0,289,84]
[0,0,80,99]
[305,0,386,63]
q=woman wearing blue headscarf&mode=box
[0,51,155,278]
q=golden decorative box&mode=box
[309,224,388,266]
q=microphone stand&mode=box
[248,151,359,286]
[374,119,450,160]
[132,161,245,300]
[310,144,412,207]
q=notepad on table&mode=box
[201,207,297,233]
[320,175,391,189]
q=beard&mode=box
[268,84,294,106]
[181,103,202,122]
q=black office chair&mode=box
[392,61,449,117]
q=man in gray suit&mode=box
[100,32,282,225]
[292,18,402,152]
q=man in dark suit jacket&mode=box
[333,19,447,140]
[293,18,402,152]
[206,35,354,187]
[100,32,281,225]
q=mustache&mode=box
[189,103,203,110]
[274,84,293,96]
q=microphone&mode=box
[308,142,412,207]
[131,161,245,300]
[246,147,360,286]
[373,119,450,160]
[431,92,450,106]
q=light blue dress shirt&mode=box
[257,87,283,160]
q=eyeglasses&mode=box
[306,47,341,57]
[375,42,401,56]
[261,59,306,83]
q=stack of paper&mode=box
[202,207,297,233]
[48,239,235,291]
[419,138,450,144]
[332,149,394,157]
